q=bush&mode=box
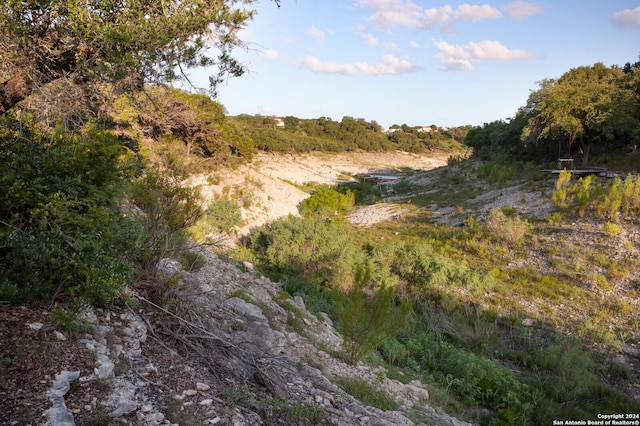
[130,171,203,275]
[391,242,493,293]
[246,215,355,283]
[485,208,529,247]
[335,265,412,365]
[299,186,355,218]
[0,118,143,305]
[204,198,242,234]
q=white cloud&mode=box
[297,55,421,76]
[359,1,503,31]
[434,39,532,71]
[261,49,280,60]
[503,1,543,20]
[307,26,327,42]
[611,6,640,27]
[453,4,502,22]
[297,56,358,75]
[356,55,422,75]
[356,25,379,47]
[409,40,420,48]
[359,0,427,31]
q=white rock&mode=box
[183,389,198,396]
[196,382,210,391]
[27,322,44,330]
[53,331,67,341]
[199,398,214,406]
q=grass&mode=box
[243,153,640,424]
[333,375,399,411]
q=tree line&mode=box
[466,59,640,167]
[233,114,468,154]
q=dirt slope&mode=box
[189,151,450,234]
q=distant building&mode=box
[274,118,285,128]
[416,126,437,133]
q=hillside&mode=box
[2,151,639,425]
[188,151,450,234]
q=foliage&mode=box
[523,63,640,167]
[245,216,355,284]
[552,172,640,219]
[112,86,253,165]
[0,117,143,304]
[477,159,517,188]
[299,186,355,218]
[485,208,530,248]
[179,250,207,272]
[335,265,412,365]
[129,171,203,275]
[391,242,493,294]
[233,114,468,154]
[203,198,242,234]
[0,0,276,117]
[333,376,399,411]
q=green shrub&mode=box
[179,250,207,271]
[335,265,412,365]
[391,242,493,293]
[130,171,203,275]
[203,198,242,234]
[333,376,399,411]
[299,186,355,218]
[246,215,355,283]
[0,118,143,305]
[485,208,529,247]
[477,159,517,188]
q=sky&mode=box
[189,1,640,129]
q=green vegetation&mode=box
[0,116,143,305]
[333,375,399,411]
[233,114,468,154]
[1,4,639,423]
[242,156,640,423]
[336,265,412,365]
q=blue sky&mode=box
[190,1,640,128]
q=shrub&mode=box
[203,198,242,234]
[0,118,143,305]
[391,242,493,293]
[246,215,355,283]
[335,265,412,365]
[485,208,529,248]
[299,186,355,218]
[130,171,203,275]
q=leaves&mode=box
[0,0,266,115]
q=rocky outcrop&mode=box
[43,249,474,425]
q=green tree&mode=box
[0,0,279,115]
[523,63,639,166]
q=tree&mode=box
[523,63,639,166]
[0,0,279,116]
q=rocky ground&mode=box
[0,151,475,426]
[0,249,474,426]
[3,151,638,425]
